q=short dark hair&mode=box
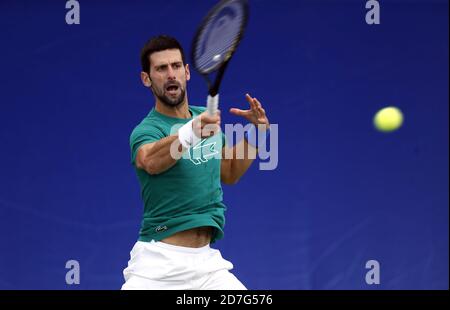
[140,35,186,73]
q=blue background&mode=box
[0,0,448,289]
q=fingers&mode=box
[245,93,253,103]
[196,110,221,138]
[247,93,265,118]
[246,93,257,112]
[202,123,221,138]
[229,108,249,116]
[200,110,221,124]
[254,97,265,117]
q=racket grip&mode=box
[207,94,219,115]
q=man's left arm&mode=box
[221,93,270,185]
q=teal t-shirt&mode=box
[129,105,226,243]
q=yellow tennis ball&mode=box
[373,106,404,132]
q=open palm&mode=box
[229,93,270,130]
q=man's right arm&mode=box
[135,135,183,175]
[135,111,221,175]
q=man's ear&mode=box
[185,64,191,82]
[141,72,152,88]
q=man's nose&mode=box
[167,66,176,80]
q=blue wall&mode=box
[0,0,448,289]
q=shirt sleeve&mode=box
[129,125,166,165]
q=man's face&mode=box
[146,49,190,107]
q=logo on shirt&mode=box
[188,139,219,165]
[155,225,168,233]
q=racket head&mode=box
[191,0,249,75]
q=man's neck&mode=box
[155,99,191,119]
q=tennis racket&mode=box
[191,0,249,116]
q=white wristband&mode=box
[178,120,200,149]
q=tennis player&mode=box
[121,35,270,290]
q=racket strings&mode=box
[195,35,237,70]
[194,2,245,73]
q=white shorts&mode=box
[121,240,247,290]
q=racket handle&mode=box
[207,94,219,115]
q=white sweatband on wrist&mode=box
[178,120,200,149]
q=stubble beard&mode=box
[152,82,186,108]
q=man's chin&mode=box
[161,95,184,107]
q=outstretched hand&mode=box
[229,93,270,130]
